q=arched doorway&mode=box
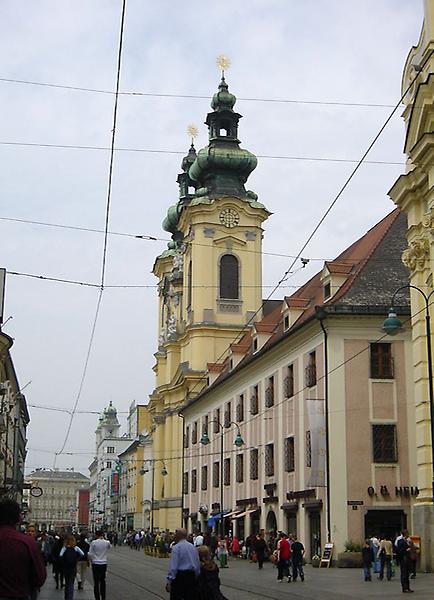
[266,510,277,534]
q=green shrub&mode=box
[344,540,363,552]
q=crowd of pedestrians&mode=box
[0,499,113,600]
[362,530,420,593]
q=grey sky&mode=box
[0,0,422,473]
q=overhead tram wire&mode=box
[0,140,404,166]
[177,51,433,410]
[0,75,396,108]
[53,0,127,465]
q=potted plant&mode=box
[311,554,321,568]
[337,541,363,568]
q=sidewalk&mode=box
[39,571,94,600]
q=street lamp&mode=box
[200,420,244,539]
[139,459,168,534]
[383,284,434,502]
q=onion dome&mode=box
[211,76,236,112]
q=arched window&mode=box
[219,254,239,299]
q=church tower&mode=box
[149,71,270,531]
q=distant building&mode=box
[26,469,89,530]
[88,402,132,531]
[0,328,30,504]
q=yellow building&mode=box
[388,1,434,570]
[149,75,270,531]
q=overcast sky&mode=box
[0,1,423,475]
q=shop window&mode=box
[373,424,397,463]
[224,402,231,428]
[192,421,198,445]
[306,431,311,467]
[265,443,274,476]
[305,352,317,387]
[213,462,220,487]
[250,449,259,480]
[284,436,295,472]
[201,466,208,491]
[370,343,394,379]
[219,254,239,299]
[284,364,294,398]
[236,394,244,422]
[191,469,197,493]
[236,454,244,483]
[265,376,275,407]
[184,426,190,449]
[224,458,231,486]
[183,472,189,495]
[214,409,220,433]
[250,385,259,415]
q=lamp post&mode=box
[200,420,244,540]
[139,459,168,535]
[383,284,434,502]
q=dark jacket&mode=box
[362,546,374,566]
[76,539,90,561]
[254,538,267,556]
[198,565,228,600]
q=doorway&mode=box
[309,511,321,559]
[365,510,407,540]
[266,510,277,535]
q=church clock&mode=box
[219,207,239,228]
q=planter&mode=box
[311,558,320,568]
[337,551,363,568]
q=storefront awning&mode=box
[224,510,243,519]
[233,507,259,519]
[207,510,231,526]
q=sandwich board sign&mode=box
[320,542,334,568]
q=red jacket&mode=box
[0,525,46,597]
[277,538,291,561]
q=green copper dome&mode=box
[211,77,236,112]
[188,76,258,199]
[162,204,180,234]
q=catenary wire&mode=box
[53,0,127,462]
[0,76,396,108]
[0,140,404,165]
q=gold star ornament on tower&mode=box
[187,124,198,145]
[216,55,231,76]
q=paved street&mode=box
[39,547,434,600]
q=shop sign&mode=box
[347,500,364,506]
[320,543,334,568]
[367,486,419,497]
[287,489,316,501]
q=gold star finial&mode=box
[187,124,198,145]
[216,55,231,77]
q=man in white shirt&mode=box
[88,530,111,600]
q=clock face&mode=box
[220,208,239,228]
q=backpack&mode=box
[62,547,78,569]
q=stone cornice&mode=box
[388,167,428,211]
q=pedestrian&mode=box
[396,530,414,593]
[0,499,46,600]
[76,532,90,590]
[166,528,200,599]
[51,535,65,589]
[362,539,374,581]
[254,533,267,570]
[197,545,228,600]
[276,532,291,582]
[193,532,204,547]
[209,533,218,558]
[88,529,111,600]
[408,540,419,579]
[378,533,393,581]
[60,534,85,600]
[217,539,228,568]
[291,534,305,582]
[231,535,240,558]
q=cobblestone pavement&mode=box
[38,547,434,600]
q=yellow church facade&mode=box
[148,75,270,531]
[389,1,434,570]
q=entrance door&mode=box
[309,511,321,559]
[286,511,297,537]
[266,510,277,535]
[365,510,407,540]
[237,517,245,541]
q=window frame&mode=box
[219,253,240,300]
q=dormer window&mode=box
[284,314,290,331]
[323,282,331,301]
[253,337,258,353]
